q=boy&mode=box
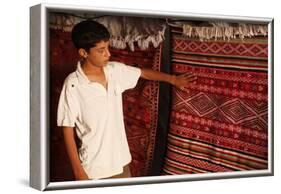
[57,20,196,180]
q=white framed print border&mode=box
[30,3,274,191]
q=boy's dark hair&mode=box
[71,20,110,52]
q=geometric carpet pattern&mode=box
[163,29,268,175]
[110,45,162,177]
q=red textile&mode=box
[163,34,268,175]
[110,45,162,177]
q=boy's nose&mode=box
[105,49,111,57]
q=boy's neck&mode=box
[81,61,103,75]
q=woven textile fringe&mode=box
[117,32,165,51]
[49,14,166,51]
[182,22,268,41]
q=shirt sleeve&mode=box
[116,62,141,92]
[57,81,79,127]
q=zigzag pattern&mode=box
[173,38,268,59]
[163,31,269,175]
[172,88,268,131]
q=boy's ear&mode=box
[78,48,88,58]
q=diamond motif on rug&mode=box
[188,93,217,116]
[220,99,255,123]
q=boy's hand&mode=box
[171,72,197,91]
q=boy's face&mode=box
[81,40,111,67]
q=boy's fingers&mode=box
[183,72,193,75]
[179,86,185,91]
[188,76,197,82]
[183,73,196,79]
[181,72,194,77]
[177,72,192,78]
[184,75,197,82]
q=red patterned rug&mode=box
[49,29,162,181]
[162,32,268,175]
[110,45,162,177]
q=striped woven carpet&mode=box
[162,29,268,175]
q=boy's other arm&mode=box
[63,127,89,180]
[140,68,197,90]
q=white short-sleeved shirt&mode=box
[57,61,141,179]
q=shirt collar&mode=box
[76,61,90,84]
[76,61,110,85]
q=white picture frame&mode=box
[30,3,274,191]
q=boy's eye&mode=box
[97,48,110,54]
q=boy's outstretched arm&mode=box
[140,68,197,90]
